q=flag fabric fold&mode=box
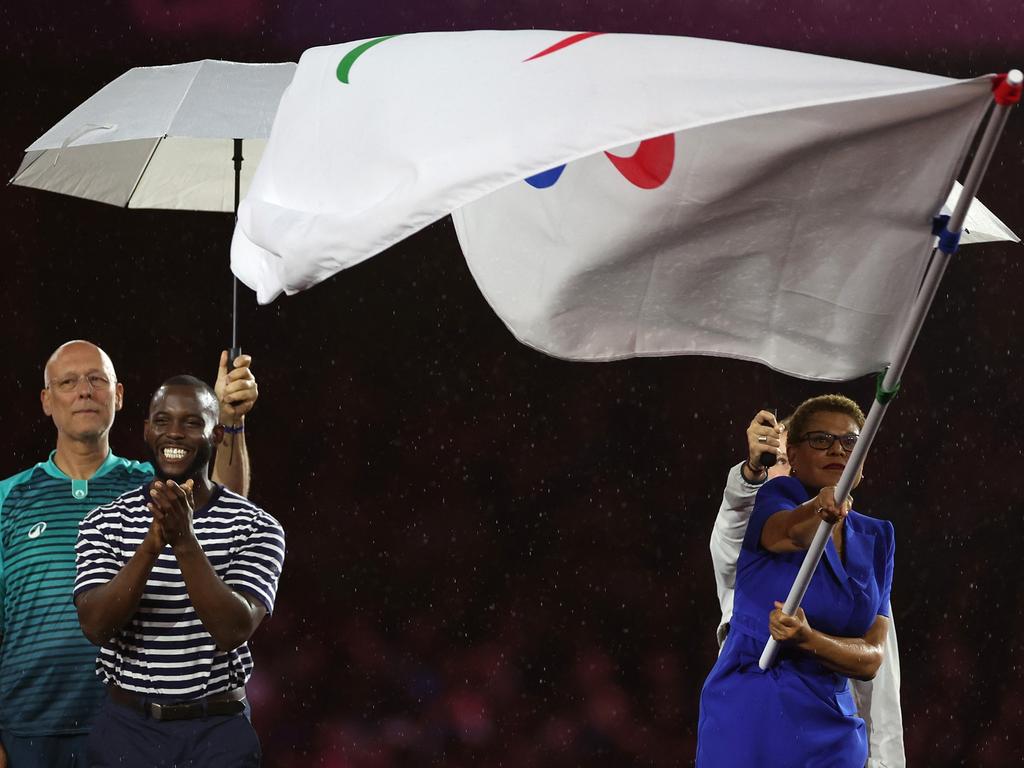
[232,30,1003,380]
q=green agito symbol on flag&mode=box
[336,35,400,84]
[336,31,603,85]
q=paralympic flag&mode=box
[231,31,1012,380]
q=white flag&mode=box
[232,31,1004,380]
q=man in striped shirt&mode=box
[74,375,284,768]
[0,342,257,768]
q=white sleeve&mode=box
[852,608,906,768]
[710,462,761,646]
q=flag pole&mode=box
[759,69,1022,671]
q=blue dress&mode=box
[696,476,894,767]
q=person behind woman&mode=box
[696,394,893,768]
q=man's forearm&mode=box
[75,548,159,645]
[212,426,250,497]
[717,463,759,528]
[173,539,260,651]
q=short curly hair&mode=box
[787,394,865,443]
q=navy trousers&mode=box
[0,731,89,768]
[86,698,261,767]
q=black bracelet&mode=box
[222,423,245,434]
[743,461,768,485]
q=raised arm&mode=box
[212,351,257,497]
[715,412,789,552]
[152,480,266,651]
[769,604,888,681]
[711,411,785,644]
[75,510,165,645]
[710,463,758,646]
[710,463,758,590]
[712,411,790,647]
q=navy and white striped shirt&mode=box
[74,484,284,699]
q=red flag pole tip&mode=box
[993,69,1023,105]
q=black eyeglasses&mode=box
[795,431,859,452]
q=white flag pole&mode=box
[759,69,1022,671]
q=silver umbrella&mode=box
[11,58,296,357]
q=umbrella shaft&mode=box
[232,138,243,353]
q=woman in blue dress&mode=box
[697,394,894,768]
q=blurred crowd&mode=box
[235,348,1023,767]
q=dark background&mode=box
[3,2,1023,765]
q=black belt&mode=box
[108,684,246,721]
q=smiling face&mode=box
[787,410,861,491]
[41,341,123,444]
[144,384,222,483]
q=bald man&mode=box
[0,341,258,768]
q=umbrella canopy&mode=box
[11,59,296,212]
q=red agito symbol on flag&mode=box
[523,135,676,190]
[524,33,676,190]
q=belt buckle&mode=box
[148,701,193,721]
[149,700,206,721]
